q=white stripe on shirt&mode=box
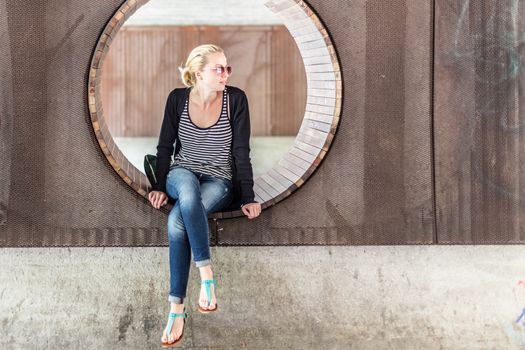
[172,87,233,181]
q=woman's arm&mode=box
[232,91,256,206]
[152,90,178,194]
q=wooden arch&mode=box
[88,0,342,218]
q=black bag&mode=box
[144,154,158,188]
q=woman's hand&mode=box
[241,202,261,219]
[148,191,168,209]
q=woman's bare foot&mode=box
[199,265,217,311]
[161,303,185,345]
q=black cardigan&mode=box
[152,85,256,210]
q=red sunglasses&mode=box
[208,64,232,76]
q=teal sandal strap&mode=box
[202,279,217,307]
[166,307,187,335]
[201,279,217,284]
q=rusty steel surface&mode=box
[0,0,435,247]
[217,0,434,245]
[434,0,525,243]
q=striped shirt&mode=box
[171,87,233,181]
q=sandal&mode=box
[198,279,218,313]
[160,306,187,347]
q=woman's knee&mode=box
[178,190,202,208]
[201,180,233,214]
[166,167,200,199]
[167,208,186,241]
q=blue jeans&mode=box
[165,165,233,304]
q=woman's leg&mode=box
[195,174,233,311]
[165,166,200,304]
[167,167,232,267]
[162,201,189,344]
[162,167,198,344]
[166,202,191,304]
[164,166,232,317]
[164,167,232,302]
[193,175,233,265]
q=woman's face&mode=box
[196,52,231,91]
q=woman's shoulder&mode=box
[225,85,246,98]
[168,87,191,98]
[167,85,244,97]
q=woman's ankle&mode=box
[170,302,185,312]
[198,265,213,280]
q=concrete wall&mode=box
[2,246,525,349]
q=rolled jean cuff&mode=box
[195,258,211,267]
[168,295,184,304]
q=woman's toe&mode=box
[169,331,180,344]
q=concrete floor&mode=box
[2,245,525,349]
[114,136,296,178]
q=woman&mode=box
[148,44,262,347]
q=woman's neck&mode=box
[191,85,220,109]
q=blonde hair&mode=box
[178,44,224,88]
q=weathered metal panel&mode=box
[0,0,434,247]
[218,0,434,245]
[434,0,525,243]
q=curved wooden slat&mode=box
[253,182,273,202]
